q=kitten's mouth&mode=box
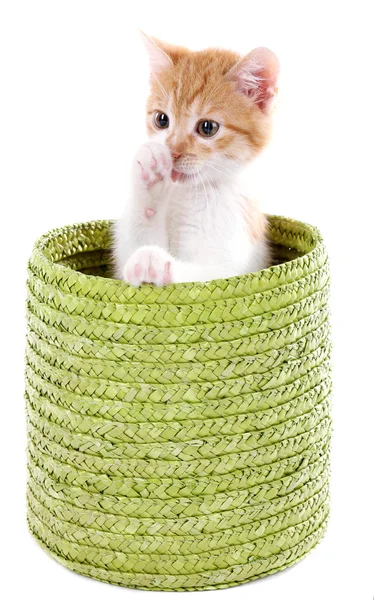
[171,169,193,183]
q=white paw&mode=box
[133,142,172,189]
[124,246,174,287]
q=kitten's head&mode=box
[142,33,279,184]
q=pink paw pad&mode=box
[164,261,172,284]
[149,265,157,279]
[145,208,155,218]
[146,173,162,189]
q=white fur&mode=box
[113,140,268,286]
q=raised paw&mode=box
[133,142,172,190]
[124,246,174,287]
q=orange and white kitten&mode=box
[113,34,279,286]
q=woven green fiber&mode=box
[25,215,332,591]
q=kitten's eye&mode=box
[197,120,219,138]
[154,112,169,129]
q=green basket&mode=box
[25,215,332,591]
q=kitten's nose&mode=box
[171,151,182,160]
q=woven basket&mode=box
[25,215,332,591]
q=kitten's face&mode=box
[143,35,279,185]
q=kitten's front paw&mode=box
[133,142,172,190]
[124,246,174,287]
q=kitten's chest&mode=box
[167,188,243,261]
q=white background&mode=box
[1,1,373,598]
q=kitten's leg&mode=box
[130,141,173,245]
[113,142,172,278]
[123,245,174,287]
[124,245,238,287]
[121,143,240,286]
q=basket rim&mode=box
[28,214,327,305]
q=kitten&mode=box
[112,33,279,286]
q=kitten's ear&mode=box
[227,47,280,110]
[140,32,180,75]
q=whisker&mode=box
[206,161,245,194]
[206,159,237,177]
[192,173,199,211]
[205,174,217,226]
[194,174,199,207]
[203,170,218,206]
[207,163,238,183]
[198,171,210,231]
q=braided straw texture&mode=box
[25,216,332,591]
